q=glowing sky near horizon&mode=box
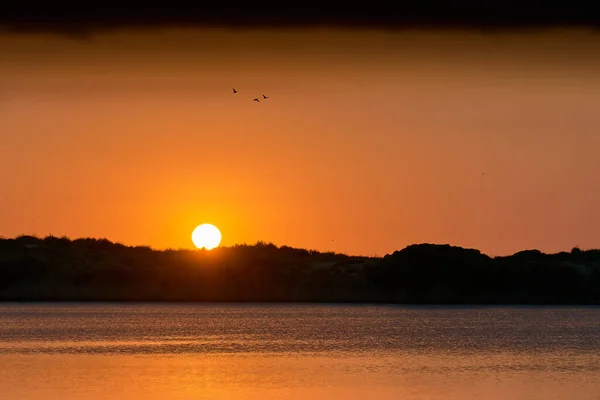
[1,28,599,256]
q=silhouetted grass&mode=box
[1,235,599,304]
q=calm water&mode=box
[0,304,599,400]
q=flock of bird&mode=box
[231,87,488,176]
[232,88,269,103]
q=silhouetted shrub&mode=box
[0,237,598,303]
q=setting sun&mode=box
[191,224,222,250]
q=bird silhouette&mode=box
[262,94,269,99]
[253,98,260,102]
[232,88,238,94]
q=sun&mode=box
[191,224,222,250]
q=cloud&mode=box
[1,3,599,36]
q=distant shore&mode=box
[1,236,599,304]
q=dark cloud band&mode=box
[1,4,599,35]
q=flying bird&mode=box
[232,88,238,94]
[262,94,269,99]
[253,98,260,102]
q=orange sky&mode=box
[1,28,599,256]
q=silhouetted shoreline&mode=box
[1,235,599,304]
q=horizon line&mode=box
[3,234,597,259]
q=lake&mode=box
[1,304,599,399]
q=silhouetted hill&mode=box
[1,236,599,304]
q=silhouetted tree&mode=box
[0,236,598,304]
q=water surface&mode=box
[1,304,599,399]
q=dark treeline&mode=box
[1,235,599,304]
